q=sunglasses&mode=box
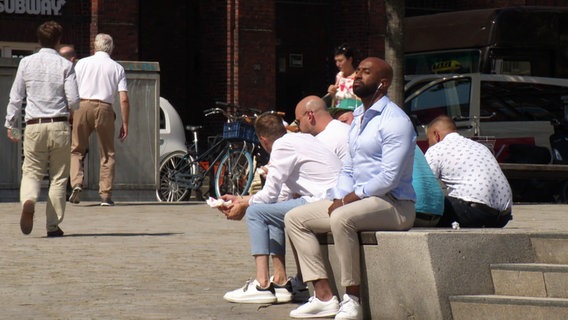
[293,110,313,126]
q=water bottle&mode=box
[10,127,22,141]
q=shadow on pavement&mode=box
[52,232,183,238]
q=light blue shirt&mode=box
[328,95,416,201]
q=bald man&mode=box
[286,57,416,319]
[425,115,512,228]
[58,45,77,64]
[294,95,349,162]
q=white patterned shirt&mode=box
[5,48,79,127]
[425,132,512,211]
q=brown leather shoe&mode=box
[47,227,64,237]
[20,200,34,235]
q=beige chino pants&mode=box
[70,100,116,199]
[21,121,70,232]
[285,196,415,287]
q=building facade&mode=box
[1,0,566,129]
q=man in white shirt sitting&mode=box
[294,95,350,163]
[218,113,342,305]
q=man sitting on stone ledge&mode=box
[218,113,342,305]
[285,57,416,320]
[425,115,513,228]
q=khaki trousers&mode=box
[285,196,415,287]
[70,100,116,198]
[21,121,70,232]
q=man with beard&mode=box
[285,57,416,320]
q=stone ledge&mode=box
[319,231,536,319]
[317,228,537,246]
[450,294,568,306]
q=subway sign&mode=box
[0,0,66,15]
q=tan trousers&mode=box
[285,196,415,287]
[70,100,116,199]
[21,121,70,232]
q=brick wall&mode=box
[93,0,139,60]
[199,0,276,110]
[237,0,276,110]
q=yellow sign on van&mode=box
[432,60,462,73]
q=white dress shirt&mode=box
[425,132,512,211]
[74,51,128,104]
[250,132,342,205]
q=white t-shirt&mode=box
[425,132,512,211]
[315,119,350,163]
[250,132,342,204]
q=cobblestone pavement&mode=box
[0,201,566,320]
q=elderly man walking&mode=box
[69,33,130,206]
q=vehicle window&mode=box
[489,48,554,76]
[405,50,480,75]
[405,78,471,126]
[480,81,568,122]
[159,107,166,130]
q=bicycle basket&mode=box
[223,121,259,144]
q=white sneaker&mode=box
[270,276,293,303]
[290,295,339,318]
[223,279,277,304]
[291,275,310,302]
[335,294,362,320]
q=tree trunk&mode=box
[384,0,406,110]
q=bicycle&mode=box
[156,103,262,202]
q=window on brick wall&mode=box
[0,42,40,58]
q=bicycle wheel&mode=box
[214,148,254,198]
[156,151,194,202]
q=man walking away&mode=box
[69,33,130,206]
[5,21,79,237]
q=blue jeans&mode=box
[246,198,307,256]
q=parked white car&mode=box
[159,97,187,160]
[404,73,568,163]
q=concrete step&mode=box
[530,233,568,264]
[450,295,568,320]
[491,263,568,298]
